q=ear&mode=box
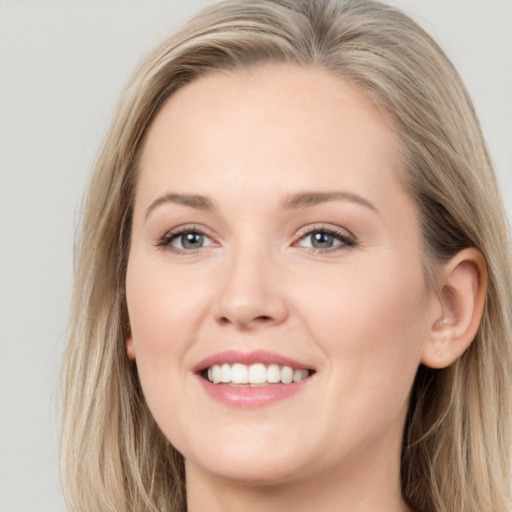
[125,322,136,360]
[421,248,487,369]
[126,336,136,360]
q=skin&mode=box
[125,65,484,512]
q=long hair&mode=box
[61,1,512,511]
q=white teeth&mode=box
[205,363,311,385]
[248,363,267,384]
[231,363,248,384]
[212,365,222,384]
[281,366,293,384]
[267,364,281,383]
[221,363,231,383]
[293,369,309,383]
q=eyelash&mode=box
[294,224,357,253]
[156,225,214,255]
[156,224,357,255]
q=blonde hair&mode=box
[61,1,512,511]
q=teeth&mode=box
[221,363,231,383]
[231,363,248,384]
[248,363,267,384]
[293,368,309,382]
[267,364,281,383]
[212,365,222,384]
[204,363,311,385]
[281,366,293,384]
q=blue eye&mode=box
[309,231,337,249]
[296,227,355,251]
[159,229,214,251]
[174,232,210,249]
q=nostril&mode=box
[214,293,289,328]
[217,314,274,329]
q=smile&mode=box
[204,363,312,386]
[194,350,316,407]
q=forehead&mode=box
[137,64,406,211]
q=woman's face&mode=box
[126,65,436,486]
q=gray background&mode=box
[1,1,510,511]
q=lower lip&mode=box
[196,375,311,407]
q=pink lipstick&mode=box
[193,350,315,407]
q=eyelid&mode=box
[154,222,356,255]
[293,223,357,251]
[156,224,218,252]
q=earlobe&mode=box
[126,336,136,360]
[421,248,487,369]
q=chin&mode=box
[187,455,307,487]
[181,430,312,486]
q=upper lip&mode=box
[193,350,314,373]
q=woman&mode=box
[61,0,512,511]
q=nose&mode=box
[213,246,289,330]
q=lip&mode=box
[193,349,313,373]
[196,377,311,407]
[193,350,315,408]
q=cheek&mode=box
[298,259,426,340]
[294,258,428,394]
[126,255,207,359]
[126,274,172,359]
[300,265,428,448]
[125,258,194,427]
[125,257,201,438]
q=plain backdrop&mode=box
[0,1,511,511]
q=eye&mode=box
[158,227,215,252]
[173,232,213,250]
[295,226,356,252]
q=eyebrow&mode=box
[145,190,378,219]
[145,193,215,219]
[282,191,378,213]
